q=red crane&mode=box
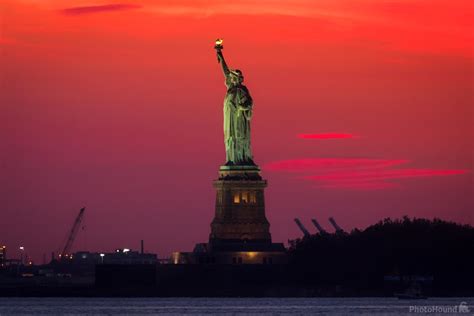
[60,207,85,258]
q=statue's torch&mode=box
[215,38,223,63]
[214,38,223,50]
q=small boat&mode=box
[395,283,427,299]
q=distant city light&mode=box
[19,246,24,250]
[123,248,130,253]
[100,253,105,257]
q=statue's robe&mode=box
[223,79,253,164]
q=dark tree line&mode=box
[288,217,474,295]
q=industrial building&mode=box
[69,249,157,265]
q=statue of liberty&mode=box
[214,39,255,166]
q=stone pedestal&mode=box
[209,165,271,243]
[172,165,287,265]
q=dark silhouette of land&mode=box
[288,217,474,296]
[1,217,473,297]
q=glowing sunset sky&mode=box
[1,0,473,261]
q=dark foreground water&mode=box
[0,297,472,315]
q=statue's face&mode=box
[230,70,243,84]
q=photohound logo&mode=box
[409,301,470,313]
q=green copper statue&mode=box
[215,39,255,166]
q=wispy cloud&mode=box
[307,169,466,182]
[141,0,472,58]
[265,158,408,173]
[15,0,473,58]
[143,0,348,18]
[264,158,468,190]
[60,4,141,16]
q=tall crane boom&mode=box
[328,217,344,233]
[61,207,85,257]
[311,218,328,234]
[294,218,310,237]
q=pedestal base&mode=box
[170,164,287,265]
[210,165,271,242]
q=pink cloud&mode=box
[264,158,468,190]
[265,158,408,172]
[60,4,141,15]
[307,169,467,182]
[298,133,358,139]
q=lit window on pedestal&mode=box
[233,193,240,204]
[241,191,249,203]
[250,192,257,203]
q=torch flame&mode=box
[215,38,223,46]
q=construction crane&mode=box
[294,218,310,237]
[60,207,85,258]
[328,217,344,233]
[311,218,328,235]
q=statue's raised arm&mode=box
[217,50,230,77]
[215,39,230,78]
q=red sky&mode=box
[1,0,473,262]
